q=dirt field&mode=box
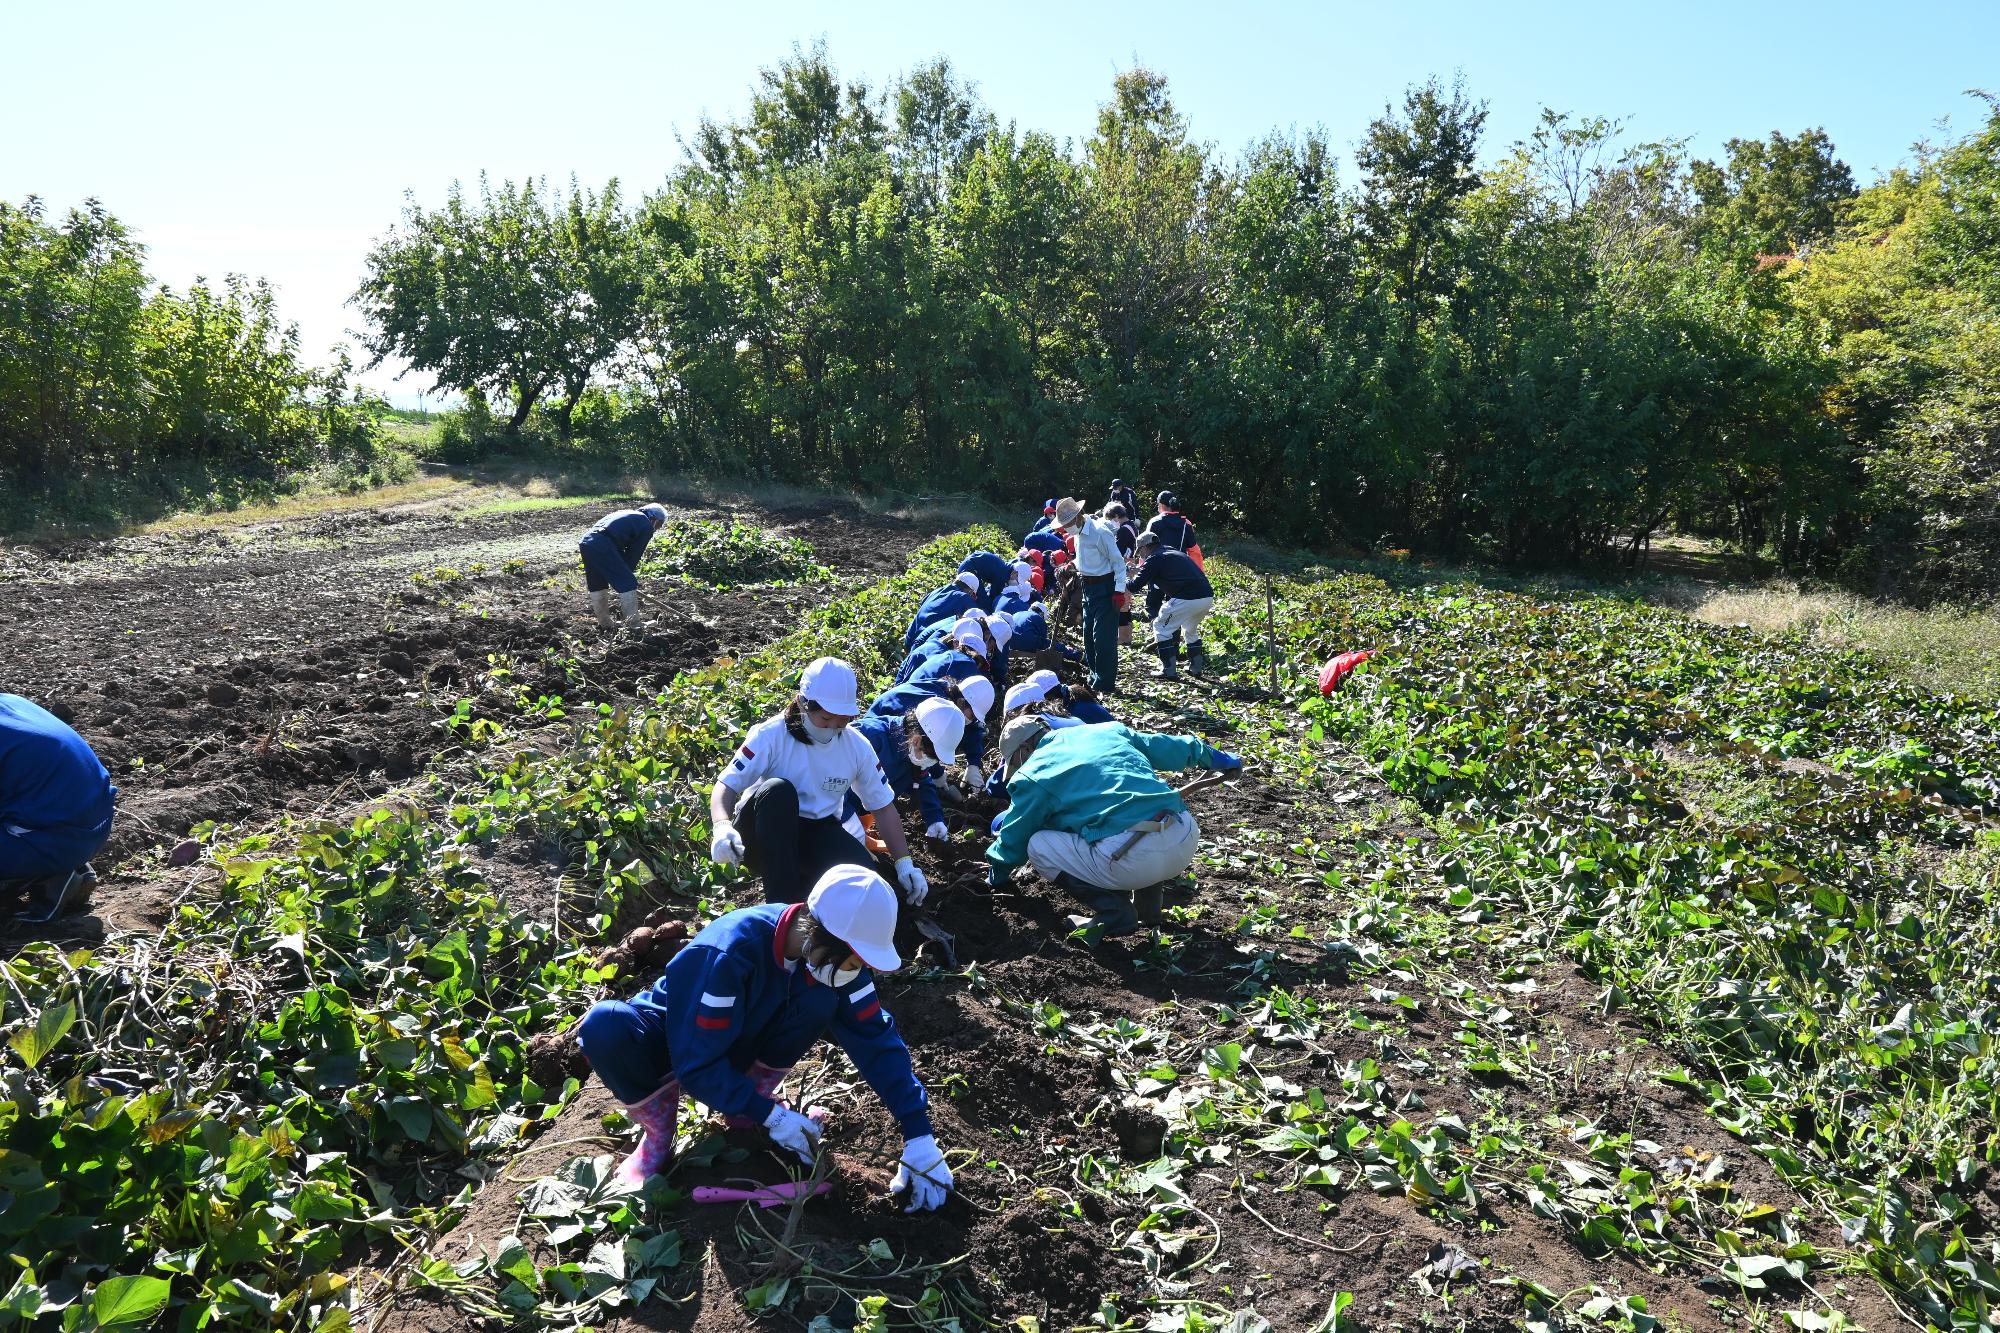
[0,490,933,943]
[0,491,1905,1332]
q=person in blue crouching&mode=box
[1,694,116,922]
[578,865,954,1210]
[579,503,668,629]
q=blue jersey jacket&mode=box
[582,510,657,567]
[0,694,116,843]
[1130,550,1213,617]
[638,903,931,1140]
[904,584,979,653]
[1022,529,1066,555]
[867,681,985,767]
[852,714,948,828]
[956,550,1012,608]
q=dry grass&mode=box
[135,476,472,535]
[1672,582,2000,703]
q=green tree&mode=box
[1692,128,1856,258]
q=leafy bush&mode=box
[641,517,830,587]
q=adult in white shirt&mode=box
[1051,497,1128,695]
[709,658,930,906]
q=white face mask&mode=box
[808,959,863,988]
[800,714,845,744]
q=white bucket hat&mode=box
[913,697,966,767]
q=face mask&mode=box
[801,715,845,745]
[808,958,863,988]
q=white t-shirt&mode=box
[720,714,895,820]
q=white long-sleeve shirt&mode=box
[1071,516,1128,592]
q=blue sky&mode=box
[10,0,1994,404]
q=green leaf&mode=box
[8,1001,76,1070]
[92,1276,172,1326]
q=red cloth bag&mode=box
[1317,650,1376,697]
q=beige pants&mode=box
[1153,595,1214,646]
[1027,809,1199,892]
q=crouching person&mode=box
[578,865,954,1210]
[709,658,929,906]
[579,503,668,628]
[1130,530,1216,678]
[1,694,116,922]
[985,717,1241,945]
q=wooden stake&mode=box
[1264,578,1280,696]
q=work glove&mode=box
[893,856,929,906]
[892,1134,953,1212]
[986,861,1007,891]
[989,810,1005,836]
[763,1103,822,1165]
[1210,750,1244,773]
[964,764,985,789]
[923,821,950,842]
[710,823,745,865]
[1112,592,1128,611]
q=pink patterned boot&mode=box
[613,1081,681,1189]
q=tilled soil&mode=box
[0,490,935,944]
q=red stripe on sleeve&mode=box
[695,1015,731,1030]
[854,1002,882,1023]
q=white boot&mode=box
[617,590,640,624]
[589,590,617,629]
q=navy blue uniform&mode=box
[578,903,931,1138]
[847,715,949,830]
[579,510,658,594]
[868,681,985,767]
[957,551,1013,609]
[1130,550,1213,618]
[1022,529,1067,555]
[0,695,116,880]
[1143,512,1198,553]
[904,584,979,653]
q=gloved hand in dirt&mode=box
[893,1134,953,1212]
[923,821,949,842]
[893,856,929,906]
[710,823,745,866]
[986,861,1007,891]
[963,764,985,789]
[763,1104,822,1165]
[1209,750,1244,773]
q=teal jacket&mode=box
[987,724,1224,869]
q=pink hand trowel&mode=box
[691,1180,833,1209]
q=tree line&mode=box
[4,45,1992,600]
[0,199,377,486]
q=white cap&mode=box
[807,866,901,972]
[914,697,966,767]
[953,625,987,654]
[798,657,860,714]
[955,571,980,592]
[957,675,995,720]
[987,616,1014,650]
[640,503,668,525]
[1027,669,1061,694]
[1004,678,1050,713]
[1011,561,1033,584]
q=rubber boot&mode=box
[612,1081,681,1189]
[617,590,640,623]
[1186,642,1209,676]
[1153,640,1180,680]
[1134,882,1165,927]
[1056,871,1138,943]
[589,590,618,629]
[12,865,96,924]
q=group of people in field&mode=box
[576,484,1240,1214]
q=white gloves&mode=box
[763,1103,822,1165]
[893,856,929,906]
[710,823,745,866]
[923,821,949,842]
[964,764,985,788]
[892,1134,952,1212]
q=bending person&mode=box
[579,503,668,629]
[1,694,115,922]
[578,865,952,1210]
[1130,530,1217,678]
[849,698,967,846]
[985,717,1240,944]
[709,658,929,906]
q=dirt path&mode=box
[0,492,938,942]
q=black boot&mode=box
[1154,641,1180,680]
[1185,642,1208,676]
[1134,882,1165,926]
[1055,872,1138,941]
